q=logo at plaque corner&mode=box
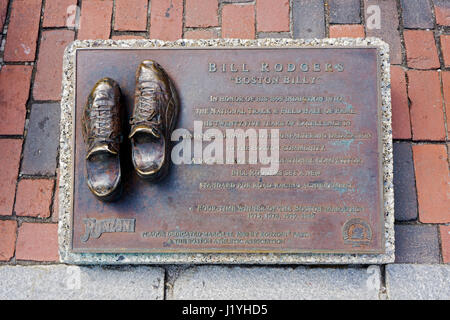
[342,218,372,247]
[81,218,136,242]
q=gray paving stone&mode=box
[395,224,440,263]
[363,0,403,64]
[386,264,450,300]
[21,103,60,176]
[169,266,381,300]
[329,0,361,24]
[0,265,165,300]
[400,0,434,29]
[393,142,418,221]
[293,0,326,38]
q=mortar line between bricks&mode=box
[359,0,364,28]
[0,0,14,66]
[433,28,446,70]
[428,0,437,29]
[110,30,148,37]
[146,0,151,39]
[181,0,186,39]
[49,168,58,223]
[289,0,293,38]
[111,0,116,39]
[437,218,444,263]
[75,0,81,39]
[218,0,224,38]
[395,0,407,67]
[439,72,449,142]
[324,0,329,38]
[394,220,448,226]
[254,0,257,38]
[403,69,415,147]
[184,26,221,32]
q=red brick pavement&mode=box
[114,0,148,31]
[3,0,41,62]
[33,30,75,101]
[413,145,450,224]
[43,0,77,28]
[0,0,448,263]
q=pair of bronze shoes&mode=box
[82,60,179,201]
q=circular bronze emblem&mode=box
[342,218,372,247]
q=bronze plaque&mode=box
[72,47,383,254]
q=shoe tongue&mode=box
[86,142,118,160]
[129,124,161,140]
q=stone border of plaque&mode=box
[58,38,394,264]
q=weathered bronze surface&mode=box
[82,78,123,201]
[129,60,179,181]
[73,47,383,253]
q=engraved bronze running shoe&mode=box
[129,60,179,181]
[82,78,123,201]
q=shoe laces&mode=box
[90,90,116,140]
[131,82,162,127]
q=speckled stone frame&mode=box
[59,38,394,265]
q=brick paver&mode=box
[363,0,402,65]
[33,30,75,101]
[440,225,450,264]
[400,0,434,29]
[21,103,60,176]
[43,0,77,28]
[256,0,290,33]
[404,30,440,70]
[434,0,450,26]
[393,143,417,221]
[413,144,450,223]
[0,140,22,216]
[328,0,360,24]
[14,179,54,218]
[4,0,42,62]
[0,65,33,135]
[0,220,17,262]
[77,0,113,40]
[441,35,450,68]
[185,0,218,28]
[394,224,440,263]
[292,0,325,38]
[329,25,365,38]
[390,66,411,140]
[184,29,218,39]
[222,4,255,39]
[408,70,446,141]
[149,0,183,41]
[15,223,59,262]
[114,0,148,32]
